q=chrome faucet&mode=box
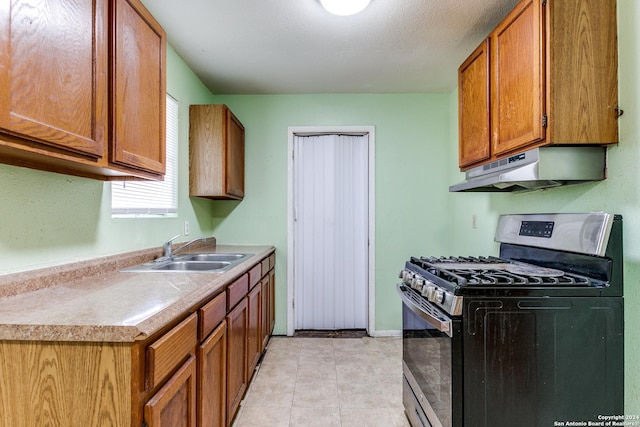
[172,237,206,258]
[157,234,206,262]
[161,234,181,260]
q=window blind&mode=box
[111,94,178,215]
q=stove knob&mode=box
[404,272,415,285]
[412,278,424,291]
[422,285,435,299]
[433,290,445,304]
[398,270,404,279]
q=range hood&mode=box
[449,146,607,192]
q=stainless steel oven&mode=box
[397,213,624,427]
[399,288,462,427]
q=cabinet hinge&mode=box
[542,115,548,128]
[542,0,547,6]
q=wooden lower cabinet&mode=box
[0,340,133,426]
[261,267,276,352]
[198,320,227,427]
[144,355,197,427]
[226,297,248,423]
[0,254,275,427]
[247,283,262,379]
[268,268,275,336]
[261,276,271,351]
[144,313,198,427]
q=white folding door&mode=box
[293,133,369,330]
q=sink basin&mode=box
[180,253,249,262]
[152,261,230,271]
[120,253,251,273]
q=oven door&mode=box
[398,284,463,427]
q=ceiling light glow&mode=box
[320,0,371,16]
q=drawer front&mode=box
[227,273,249,309]
[147,313,198,390]
[249,264,262,290]
[199,292,226,340]
[269,253,275,270]
[261,258,269,277]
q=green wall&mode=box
[209,93,454,334]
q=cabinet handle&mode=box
[615,106,624,118]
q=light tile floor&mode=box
[232,336,410,427]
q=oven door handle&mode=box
[397,284,453,337]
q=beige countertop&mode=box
[0,243,274,343]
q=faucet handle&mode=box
[162,234,182,257]
[166,234,181,245]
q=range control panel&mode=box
[495,213,614,257]
[519,221,554,238]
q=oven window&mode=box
[403,301,454,427]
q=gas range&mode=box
[399,213,622,316]
[398,213,624,427]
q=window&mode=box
[111,94,179,216]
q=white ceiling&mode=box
[140,0,520,95]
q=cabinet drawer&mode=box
[269,253,275,270]
[261,258,269,276]
[249,264,262,290]
[199,292,226,340]
[147,313,197,390]
[227,274,249,309]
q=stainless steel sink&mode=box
[180,253,249,262]
[152,261,231,271]
[121,253,250,273]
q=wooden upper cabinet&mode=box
[458,39,491,168]
[0,0,108,159]
[491,0,544,156]
[545,0,618,145]
[0,0,166,180]
[189,104,245,200]
[457,0,618,170]
[110,0,166,176]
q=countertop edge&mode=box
[0,243,275,343]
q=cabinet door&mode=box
[491,0,545,156]
[247,284,262,378]
[198,320,227,427]
[261,277,270,351]
[225,110,245,198]
[458,39,491,168]
[268,269,276,335]
[144,355,197,427]
[0,0,108,158]
[226,297,248,423]
[111,0,166,175]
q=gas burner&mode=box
[409,256,592,288]
[419,256,505,265]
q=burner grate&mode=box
[411,256,592,287]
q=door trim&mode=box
[287,126,376,336]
